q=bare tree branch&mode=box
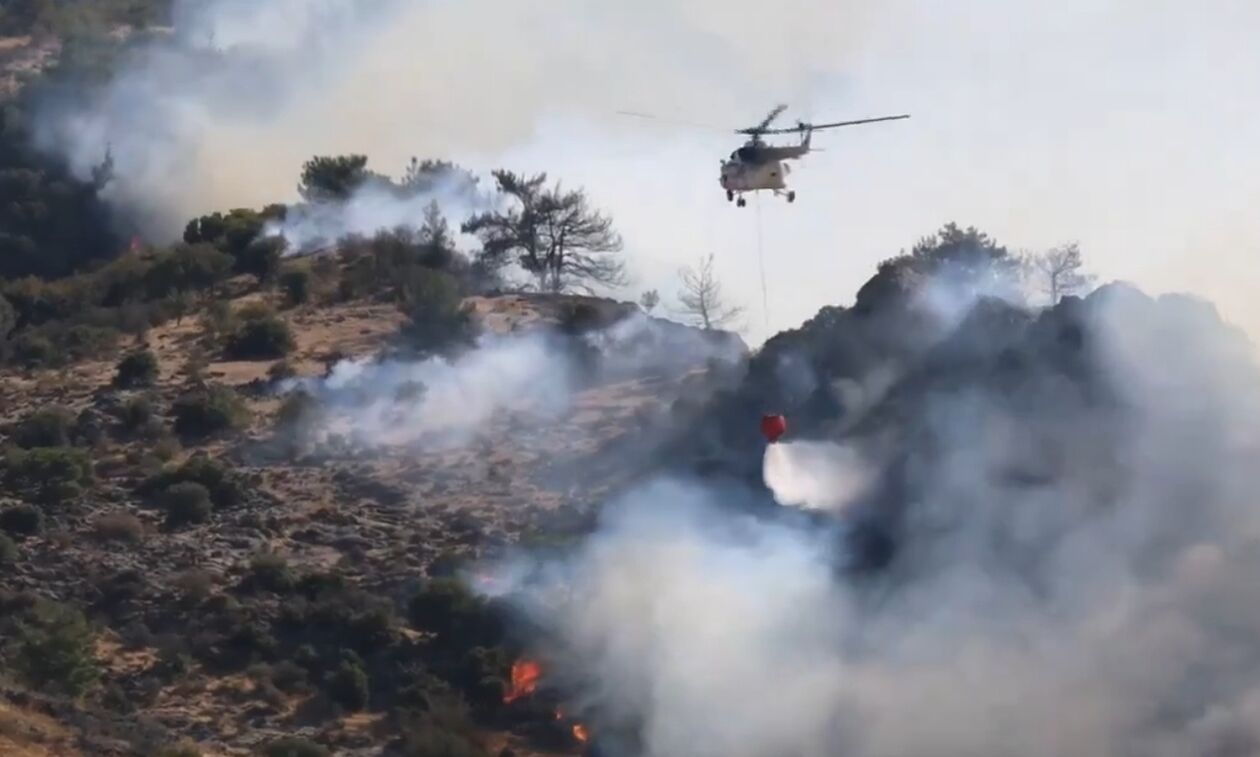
[676,253,743,330]
[1021,243,1094,304]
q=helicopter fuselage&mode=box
[720,157,789,192]
[719,138,809,204]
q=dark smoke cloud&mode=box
[481,282,1260,757]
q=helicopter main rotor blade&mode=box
[615,110,730,133]
[762,114,911,134]
[736,103,790,135]
[755,104,788,132]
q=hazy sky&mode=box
[479,1,1260,344]
[51,0,1260,345]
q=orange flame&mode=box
[503,659,543,704]
[555,709,591,744]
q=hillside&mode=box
[1,216,1257,757]
[0,264,745,755]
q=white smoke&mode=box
[263,169,495,254]
[32,0,866,239]
[481,286,1260,757]
[281,332,575,449]
[281,311,743,450]
[762,440,873,512]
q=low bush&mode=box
[94,512,145,544]
[270,660,309,693]
[162,482,213,528]
[118,394,166,440]
[11,602,100,697]
[398,268,475,355]
[245,552,296,594]
[13,406,76,448]
[407,578,503,647]
[2,447,93,505]
[280,269,312,307]
[325,659,370,711]
[173,569,215,604]
[172,384,250,438]
[140,456,245,509]
[0,504,43,538]
[225,312,295,361]
[115,350,160,388]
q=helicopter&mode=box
[720,104,909,206]
[620,104,909,207]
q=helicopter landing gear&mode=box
[736,197,747,207]
[726,190,734,202]
[787,191,796,203]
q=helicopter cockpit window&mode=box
[729,150,741,161]
[736,146,755,162]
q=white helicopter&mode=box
[720,105,909,206]
[622,105,909,207]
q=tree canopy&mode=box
[463,170,625,294]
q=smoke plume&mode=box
[280,332,575,450]
[32,0,860,239]
[482,284,1260,757]
[280,311,744,451]
[264,167,494,255]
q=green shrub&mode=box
[0,533,17,564]
[162,482,213,528]
[2,447,93,505]
[203,299,236,339]
[236,238,285,283]
[155,742,203,757]
[172,384,250,438]
[13,406,76,448]
[259,736,329,757]
[270,660,309,693]
[280,269,312,307]
[52,323,123,363]
[12,602,101,698]
[142,244,234,300]
[246,552,296,593]
[0,504,43,537]
[115,350,160,388]
[9,332,55,367]
[325,660,369,711]
[399,268,473,354]
[140,456,245,509]
[408,578,502,646]
[118,394,161,436]
[225,314,295,360]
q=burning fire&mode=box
[556,709,591,745]
[503,659,543,704]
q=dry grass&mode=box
[0,700,80,757]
